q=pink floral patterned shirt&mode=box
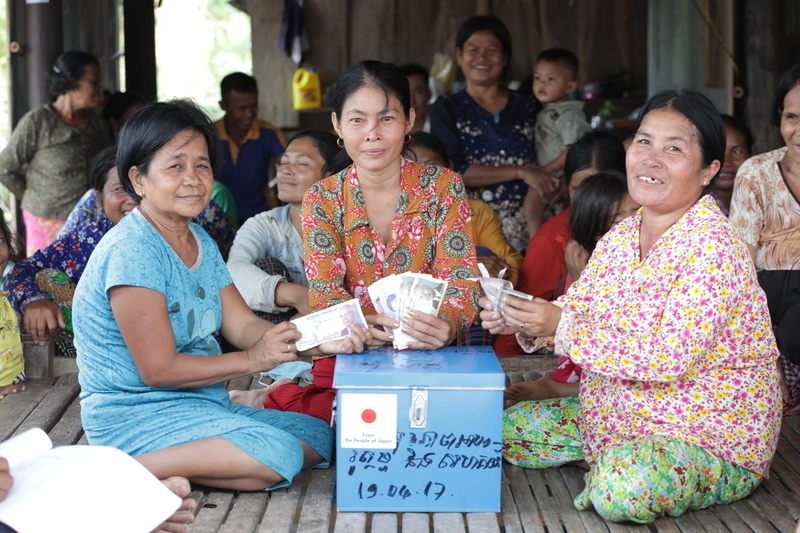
[302,158,480,340]
[520,195,781,475]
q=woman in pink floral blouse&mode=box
[480,89,782,523]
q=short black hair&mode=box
[328,61,411,174]
[400,63,429,85]
[404,131,450,167]
[569,170,628,255]
[769,64,800,127]
[456,15,512,70]
[564,131,626,183]
[220,72,258,102]
[0,207,20,261]
[288,130,343,176]
[637,89,725,182]
[116,100,220,202]
[332,60,411,120]
[720,114,754,153]
[103,91,145,121]
[536,48,579,81]
[46,50,99,101]
[90,145,118,192]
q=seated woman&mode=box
[6,147,137,356]
[72,100,369,491]
[8,146,235,357]
[60,172,236,260]
[481,89,781,523]
[227,131,341,322]
[504,170,638,407]
[493,131,626,355]
[241,61,481,422]
[730,65,800,414]
[711,114,753,215]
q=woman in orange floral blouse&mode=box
[257,61,481,423]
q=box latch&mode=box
[409,387,428,428]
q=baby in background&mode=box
[0,209,24,399]
[525,48,591,237]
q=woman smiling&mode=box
[481,89,781,523]
[73,101,368,492]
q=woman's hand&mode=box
[23,298,65,345]
[479,295,519,335]
[564,240,589,282]
[364,314,397,349]
[403,311,457,351]
[517,166,561,202]
[502,296,562,338]
[0,457,11,503]
[245,321,301,373]
[316,325,372,355]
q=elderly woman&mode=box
[7,146,235,358]
[481,89,782,523]
[430,15,550,252]
[255,61,480,422]
[0,51,111,254]
[73,100,368,491]
[730,65,800,414]
[227,131,341,321]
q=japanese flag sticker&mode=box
[340,393,398,449]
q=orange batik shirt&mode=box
[301,158,480,345]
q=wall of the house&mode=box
[252,0,648,129]
[647,0,733,114]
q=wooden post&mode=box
[741,0,783,154]
[251,0,298,128]
[122,0,156,101]
[24,0,62,110]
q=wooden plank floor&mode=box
[2,356,799,532]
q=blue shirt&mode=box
[430,89,540,251]
[74,209,232,396]
[215,119,286,222]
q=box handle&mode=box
[409,387,428,428]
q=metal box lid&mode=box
[333,346,505,390]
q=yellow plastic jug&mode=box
[292,68,321,110]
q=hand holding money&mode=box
[245,321,301,372]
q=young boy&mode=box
[525,48,591,237]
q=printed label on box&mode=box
[340,393,398,449]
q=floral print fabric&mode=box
[504,396,760,523]
[519,195,781,476]
[301,158,480,339]
[503,395,583,468]
[730,147,800,270]
[430,90,538,252]
[577,436,761,523]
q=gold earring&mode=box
[404,133,412,144]
[337,137,345,148]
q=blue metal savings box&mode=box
[333,346,505,512]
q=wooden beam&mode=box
[741,0,783,153]
[122,0,156,100]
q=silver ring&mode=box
[519,323,527,329]
[287,343,292,352]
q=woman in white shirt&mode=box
[227,131,341,320]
